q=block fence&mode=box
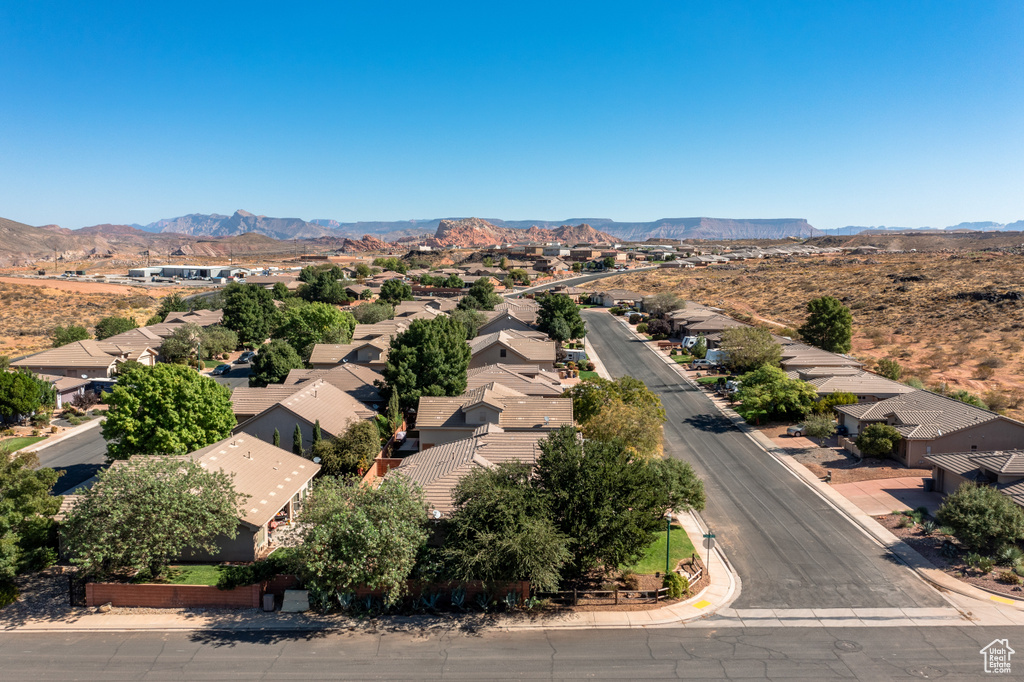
[86,582,261,608]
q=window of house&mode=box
[971,445,978,451]
[500,348,507,358]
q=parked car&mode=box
[836,424,849,436]
[211,364,231,376]
[234,351,257,364]
[787,424,805,437]
[690,359,714,370]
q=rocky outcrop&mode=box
[338,235,391,252]
[142,210,336,240]
[427,218,616,248]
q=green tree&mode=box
[0,371,55,420]
[949,389,987,409]
[537,293,586,341]
[60,457,245,579]
[309,419,381,477]
[812,391,858,415]
[536,426,686,577]
[271,281,292,300]
[222,283,277,347]
[733,365,818,424]
[649,458,707,515]
[602,256,616,269]
[443,462,569,592]
[450,308,485,339]
[379,279,413,305]
[854,423,902,457]
[445,273,465,288]
[571,262,583,273]
[372,257,408,274]
[719,326,782,373]
[355,263,372,279]
[154,293,189,321]
[297,476,428,604]
[386,389,403,433]
[798,295,853,353]
[691,335,707,359]
[249,339,304,387]
[936,482,1024,552]
[293,424,303,455]
[313,420,322,445]
[499,256,509,270]
[273,428,280,448]
[876,358,903,380]
[458,278,501,311]
[298,270,349,305]
[94,316,138,340]
[159,322,204,365]
[506,268,530,285]
[51,324,90,347]
[382,317,472,409]
[101,364,235,461]
[801,413,837,439]
[0,450,61,584]
[352,301,395,324]
[199,325,239,360]
[643,292,685,317]
[563,375,666,424]
[275,301,356,359]
[145,314,163,326]
[580,398,665,459]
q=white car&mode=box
[787,425,805,437]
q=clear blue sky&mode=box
[1,1,1022,230]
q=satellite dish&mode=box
[432,509,442,520]
[312,457,322,464]
[81,374,89,380]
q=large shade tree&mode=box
[274,301,356,358]
[101,363,235,460]
[0,450,61,585]
[0,371,56,422]
[248,339,305,387]
[733,364,818,424]
[382,316,471,409]
[537,293,586,341]
[719,326,782,373]
[94,316,138,340]
[222,282,278,347]
[798,295,853,353]
[61,457,246,579]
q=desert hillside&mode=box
[586,251,1024,419]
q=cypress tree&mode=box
[293,424,303,456]
[273,428,280,448]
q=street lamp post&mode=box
[665,513,672,575]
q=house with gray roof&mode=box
[836,390,1024,467]
[468,330,555,371]
[924,450,1024,511]
[12,339,158,379]
[466,363,563,396]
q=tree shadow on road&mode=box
[682,414,735,434]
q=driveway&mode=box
[583,310,946,609]
[832,477,944,517]
[33,426,108,494]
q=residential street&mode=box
[583,311,947,610]
[33,426,107,494]
[0,626,1013,680]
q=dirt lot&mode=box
[591,251,1024,419]
[0,281,204,359]
[878,512,1024,599]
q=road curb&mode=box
[24,416,104,454]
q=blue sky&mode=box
[1,1,1022,230]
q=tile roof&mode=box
[837,390,1010,439]
[385,432,545,514]
[162,309,224,326]
[468,330,556,363]
[803,371,916,396]
[416,385,572,430]
[11,339,155,370]
[972,451,1024,475]
[234,380,376,438]
[308,343,358,365]
[282,364,383,404]
[231,385,308,417]
[352,320,409,341]
[466,363,563,396]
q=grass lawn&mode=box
[578,371,600,380]
[162,564,226,586]
[696,376,727,385]
[625,527,697,575]
[672,355,694,364]
[0,436,47,453]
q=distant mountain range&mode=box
[824,220,1024,235]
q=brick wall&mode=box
[86,582,261,608]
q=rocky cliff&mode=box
[427,218,616,248]
[142,210,336,239]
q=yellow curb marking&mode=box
[990,595,1016,605]
[693,600,711,609]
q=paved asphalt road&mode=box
[583,311,946,610]
[33,426,107,494]
[1,626,1015,680]
[209,364,252,390]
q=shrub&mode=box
[997,545,1024,567]
[897,515,914,528]
[965,552,983,568]
[997,570,1023,586]
[921,520,937,535]
[876,358,903,380]
[663,572,688,599]
[976,365,996,380]
[50,426,58,433]
[586,361,595,371]
[977,557,996,574]
[937,482,1024,552]
[636,323,649,334]
[802,413,836,439]
[903,377,925,389]
[855,423,902,458]
[620,570,640,590]
[0,583,18,608]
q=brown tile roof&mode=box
[283,364,383,404]
[352,320,409,341]
[385,431,545,514]
[803,371,915,396]
[972,451,1024,475]
[234,380,376,438]
[162,309,224,326]
[468,331,555,363]
[466,363,563,396]
[686,314,751,333]
[11,340,155,370]
[837,390,1011,439]
[231,385,307,417]
[416,385,572,431]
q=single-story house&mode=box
[308,338,390,369]
[792,368,916,403]
[385,430,546,516]
[416,383,573,450]
[12,340,158,379]
[36,374,92,409]
[468,330,556,371]
[234,380,377,450]
[836,390,1024,467]
[593,290,644,309]
[477,310,537,335]
[465,363,564,396]
[282,363,383,406]
[925,450,1024,500]
[162,309,225,326]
